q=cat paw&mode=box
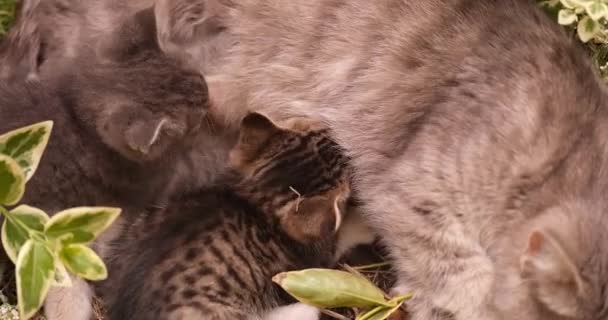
[389,283,413,297]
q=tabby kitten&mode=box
[154,0,608,319]
[97,112,352,320]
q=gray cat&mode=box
[0,4,233,320]
[153,0,608,319]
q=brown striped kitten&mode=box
[98,112,353,320]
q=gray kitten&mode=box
[155,0,608,319]
[1,4,232,320]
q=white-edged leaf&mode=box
[585,1,608,20]
[558,9,578,25]
[44,207,121,245]
[560,0,583,9]
[273,269,390,309]
[0,121,53,181]
[52,260,73,287]
[16,240,55,320]
[0,154,25,206]
[1,205,49,264]
[59,244,107,281]
[577,16,601,42]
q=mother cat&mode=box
[154,0,608,319]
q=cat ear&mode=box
[124,118,168,156]
[282,196,339,244]
[154,0,228,71]
[230,112,282,166]
[98,108,184,162]
[96,7,159,62]
[520,230,583,317]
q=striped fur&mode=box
[97,113,352,320]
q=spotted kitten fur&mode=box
[97,112,354,320]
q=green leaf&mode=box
[59,244,107,281]
[0,121,53,181]
[577,15,601,42]
[585,1,608,20]
[16,240,55,320]
[561,0,584,9]
[1,205,49,264]
[272,269,390,309]
[0,154,25,206]
[52,260,73,287]
[558,8,578,25]
[44,207,121,245]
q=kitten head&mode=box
[61,7,210,163]
[492,200,608,320]
[229,112,352,244]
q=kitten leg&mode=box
[44,276,93,320]
[262,303,320,320]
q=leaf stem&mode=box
[321,309,351,320]
[352,262,391,270]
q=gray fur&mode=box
[155,0,608,319]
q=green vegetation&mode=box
[0,122,120,320]
[0,0,15,37]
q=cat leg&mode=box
[388,235,496,320]
[262,303,320,320]
[44,276,93,320]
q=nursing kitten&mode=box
[155,0,608,319]
[0,5,231,320]
[0,5,223,212]
[97,112,353,320]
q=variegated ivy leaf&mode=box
[44,207,121,245]
[16,240,55,320]
[59,244,107,281]
[273,269,390,309]
[0,154,25,206]
[1,205,49,264]
[578,15,601,42]
[558,8,578,25]
[585,1,608,20]
[560,0,586,9]
[0,121,53,181]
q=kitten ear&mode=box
[230,112,282,166]
[124,118,168,156]
[282,196,338,244]
[96,7,159,62]
[520,230,583,317]
[99,109,185,162]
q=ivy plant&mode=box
[0,121,120,319]
[539,0,608,78]
[274,267,411,320]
